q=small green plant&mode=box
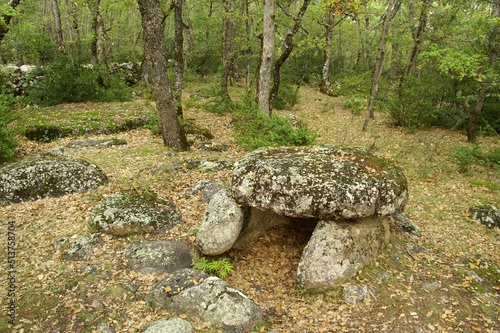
[193,258,234,279]
[342,94,366,116]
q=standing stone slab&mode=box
[88,190,181,236]
[0,154,108,205]
[147,269,263,333]
[125,241,192,274]
[231,146,408,219]
[196,189,245,255]
[296,216,391,292]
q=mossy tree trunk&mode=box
[137,0,190,151]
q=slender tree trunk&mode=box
[364,0,401,131]
[404,0,432,77]
[221,0,236,99]
[269,0,310,110]
[90,0,101,64]
[257,0,275,116]
[174,0,184,117]
[320,8,335,96]
[196,0,212,75]
[51,0,65,50]
[0,0,22,42]
[467,1,499,142]
[137,0,189,150]
[245,0,252,87]
[96,15,110,64]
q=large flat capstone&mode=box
[231,145,408,219]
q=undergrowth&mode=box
[453,144,500,173]
[0,80,18,162]
[231,90,317,150]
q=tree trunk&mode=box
[0,0,22,42]
[174,0,184,117]
[269,0,310,110]
[404,0,432,77]
[51,0,65,50]
[90,0,101,64]
[363,0,401,131]
[467,1,499,142]
[319,8,335,96]
[245,0,252,87]
[221,0,236,99]
[257,0,275,116]
[137,0,190,151]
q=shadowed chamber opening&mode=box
[229,217,318,291]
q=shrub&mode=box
[0,88,18,162]
[453,144,500,173]
[232,92,317,150]
[25,53,131,107]
[273,83,299,110]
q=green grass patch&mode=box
[15,101,155,142]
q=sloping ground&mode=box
[1,86,499,333]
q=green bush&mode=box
[232,91,317,150]
[25,53,131,107]
[453,144,500,173]
[0,88,18,162]
[273,83,299,110]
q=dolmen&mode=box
[197,145,408,292]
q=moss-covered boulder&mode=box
[231,145,408,219]
[147,268,263,333]
[0,150,108,205]
[88,190,181,236]
[125,240,192,274]
[65,138,127,149]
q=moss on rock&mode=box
[231,145,408,219]
[88,190,181,236]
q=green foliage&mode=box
[273,83,299,110]
[0,87,18,162]
[453,144,500,173]
[25,53,131,107]
[193,258,234,279]
[337,71,372,96]
[387,71,463,129]
[231,91,317,150]
[342,94,366,116]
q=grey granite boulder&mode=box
[231,145,408,219]
[200,183,226,203]
[469,205,499,229]
[343,284,368,304]
[196,189,245,255]
[125,241,192,274]
[296,216,391,291]
[88,190,181,236]
[147,268,263,333]
[66,138,127,149]
[0,149,108,205]
[184,180,217,197]
[61,234,101,261]
[143,318,193,333]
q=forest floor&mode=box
[1,84,499,333]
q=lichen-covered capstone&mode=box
[88,190,181,236]
[0,151,108,205]
[231,145,408,219]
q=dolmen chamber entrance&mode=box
[196,145,409,292]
